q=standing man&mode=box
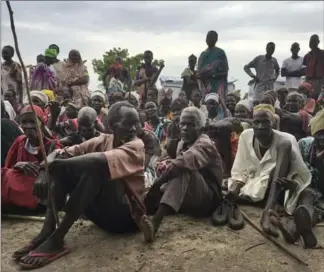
[303,34,324,99]
[1,45,23,103]
[281,43,305,91]
[244,42,280,101]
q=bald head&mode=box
[77,106,97,123]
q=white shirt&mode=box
[281,57,304,89]
[228,129,311,215]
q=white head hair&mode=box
[181,106,206,129]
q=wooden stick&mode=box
[5,1,60,227]
[2,214,45,222]
[241,210,308,266]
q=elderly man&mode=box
[144,106,223,241]
[59,107,102,146]
[228,104,317,248]
[14,101,153,269]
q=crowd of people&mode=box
[1,30,324,269]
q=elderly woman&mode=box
[90,91,108,123]
[1,105,61,212]
[281,91,312,141]
[205,93,231,125]
[59,50,90,108]
[234,99,253,130]
[125,91,140,109]
[297,82,316,115]
[144,106,223,240]
[228,104,316,247]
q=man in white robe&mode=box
[227,104,317,248]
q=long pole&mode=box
[6,1,60,227]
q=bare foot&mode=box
[260,210,279,238]
[139,215,155,243]
[270,216,298,244]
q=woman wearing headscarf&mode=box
[234,99,253,130]
[1,105,61,212]
[298,82,316,115]
[205,93,231,125]
[59,49,90,108]
[260,90,281,129]
[30,48,58,93]
[90,90,108,123]
[125,91,140,109]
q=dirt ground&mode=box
[2,206,323,272]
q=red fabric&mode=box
[21,105,46,124]
[303,49,324,79]
[303,98,316,115]
[70,117,104,130]
[298,109,312,133]
[1,135,61,209]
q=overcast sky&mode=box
[1,1,323,92]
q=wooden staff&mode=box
[241,210,308,266]
[5,1,60,227]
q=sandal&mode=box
[227,202,245,230]
[19,246,70,269]
[211,200,230,226]
[12,243,38,260]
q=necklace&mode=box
[259,141,272,149]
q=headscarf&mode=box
[236,99,252,113]
[205,93,220,104]
[125,91,140,104]
[24,90,49,106]
[20,105,46,124]
[44,48,58,58]
[262,90,277,106]
[253,104,275,116]
[299,82,314,95]
[3,100,16,120]
[42,89,56,101]
[91,91,107,102]
[310,110,324,136]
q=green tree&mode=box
[92,47,164,83]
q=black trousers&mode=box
[51,165,137,233]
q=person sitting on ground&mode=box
[1,100,23,167]
[15,101,153,269]
[158,88,173,120]
[225,92,240,117]
[227,104,316,248]
[146,88,159,106]
[57,102,78,123]
[205,93,231,125]
[2,105,61,213]
[298,110,324,222]
[59,107,102,147]
[276,87,288,109]
[281,91,312,141]
[144,101,170,145]
[297,82,316,115]
[3,88,22,117]
[234,99,253,130]
[188,89,208,116]
[260,90,281,129]
[90,90,108,124]
[109,91,125,107]
[144,107,223,240]
[137,124,161,190]
[125,91,140,109]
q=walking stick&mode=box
[6,1,60,227]
[241,210,308,266]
